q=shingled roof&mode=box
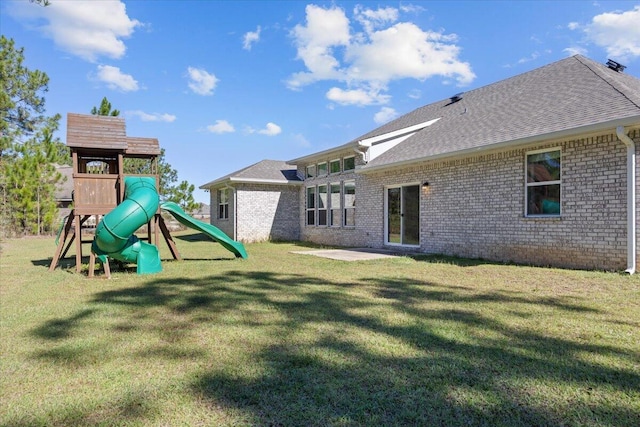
[200,159,301,189]
[356,55,640,172]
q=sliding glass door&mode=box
[386,184,420,246]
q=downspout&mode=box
[616,126,636,274]
[224,185,238,242]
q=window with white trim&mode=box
[306,186,316,225]
[343,180,355,226]
[330,159,341,174]
[526,149,561,216]
[306,164,316,179]
[218,188,229,219]
[330,183,341,226]
[343,156,355,171]
[317,162,328,176]
[318,184,328,226]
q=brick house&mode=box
[200,160,301,242]
[201,55,640,272]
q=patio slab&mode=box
[290,248,399,261]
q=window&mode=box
[343,156,355,171]
[318,184,328,226]
[218,188,229,219]
[343,180,355,226]
[330,159,341,174]
[330,183,341,226]
[306,187,316,225]
[526,149,561,216]
[317,162,328,176]
[306,164,316,179]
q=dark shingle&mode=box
[200,159,300,189]
[360,55,640,171]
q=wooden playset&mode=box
[49,113,181,277]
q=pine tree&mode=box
[3,122,66,235]
[90,97,120,117]
[0,36,49,157]
[1,36,64,237]
[166,180,199,213]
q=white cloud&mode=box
[243,26,261,50]
[287,4,351,90]
[207,120,235,134]
[258,122,282,136]
[563,46,588,56]
[326,87,390,106]
[374,107,399,124]
[291,133,311,147]
[354,5,398,33]
[399,4,426,14]
[287,4,475,105]
[408,89,422,99]
[567,22,580,30]
[95,65,139,91]
[8,0,141,62]
[187,67,219,95]
[127,110,176,122]
[584,6,640,60]
[517,51,541,64]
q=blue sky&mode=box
[2,1,640,203]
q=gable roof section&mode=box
[200,159,301,189]
[358,55,640,173]
[67,113,128,150]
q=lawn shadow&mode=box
[407,253,517,267]
[24,268,640,426]
[31,309,96,340]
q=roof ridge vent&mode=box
[606,59,626,73]
[449,92,464,103]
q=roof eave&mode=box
[358,115,640,175]
[287,141,360,165]
[200,176,302,189]
[229,177,303,185]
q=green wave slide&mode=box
[160,201,248,260]
[93,176,247,275]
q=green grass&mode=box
[1,231,639,426]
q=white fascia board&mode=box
[287,141,358,164]
[229,177,303,185]
[200,177,302,189]
[358,118,441,147]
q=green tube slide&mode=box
[161,201,248,259]
[92,176,162,274]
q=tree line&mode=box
[0,36,199,237]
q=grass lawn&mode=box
[1,231,639,426]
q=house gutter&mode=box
[616,126,636,274]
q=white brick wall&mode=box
[209,183,301,243]
[236,183,300,242]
